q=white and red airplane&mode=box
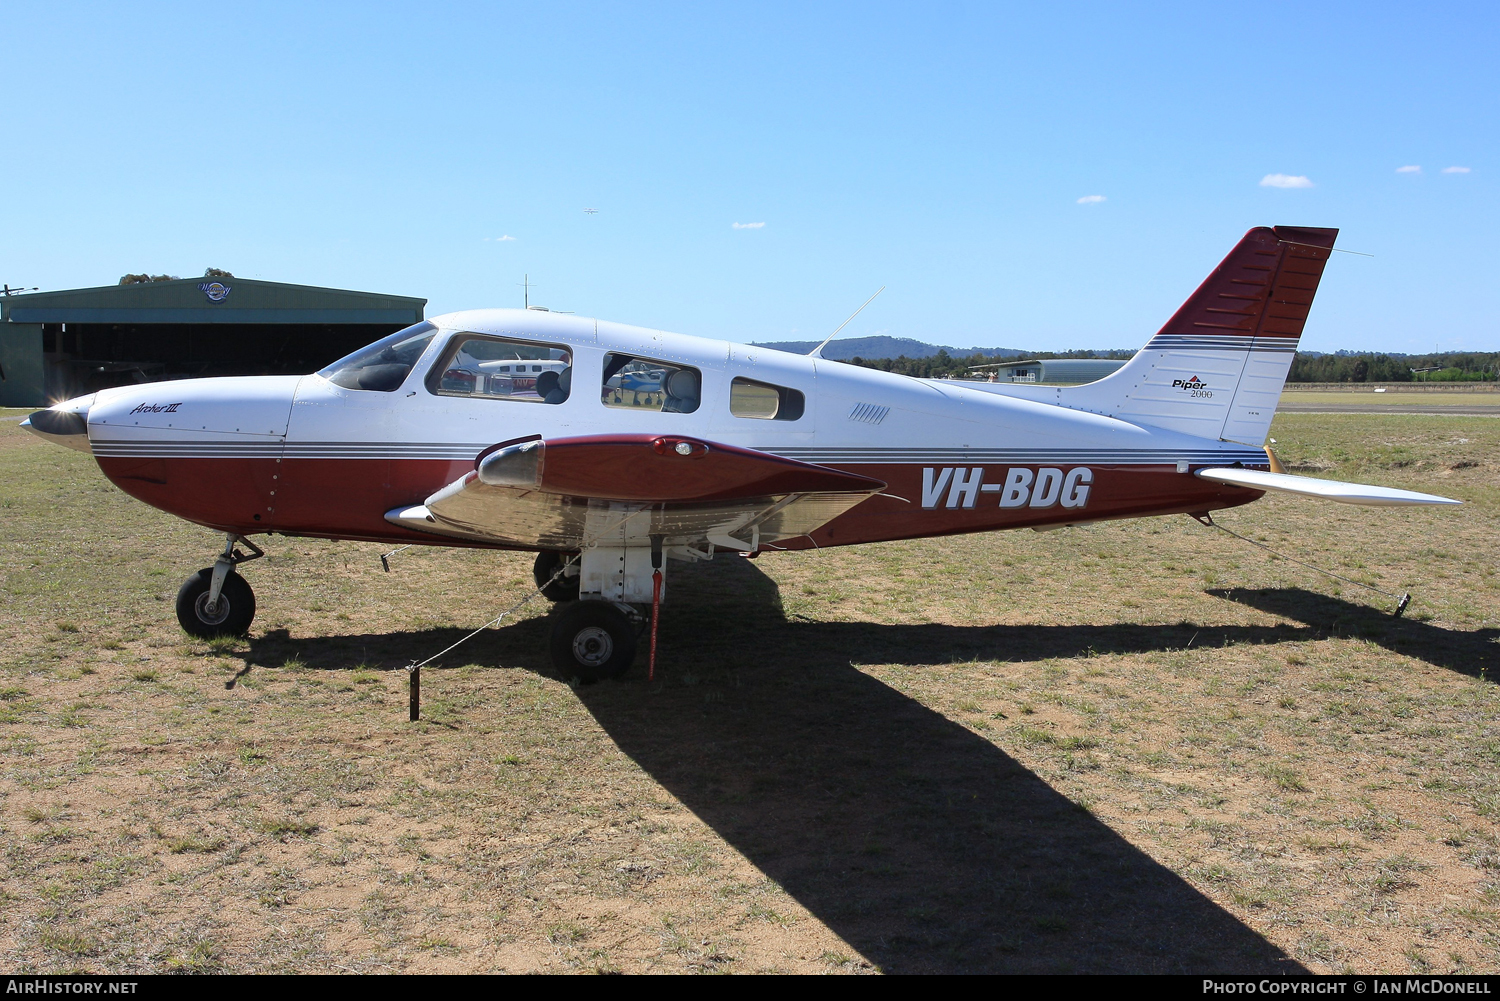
[23,226,1458,680]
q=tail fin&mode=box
[1053,226,1337,445]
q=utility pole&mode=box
[518,274,535,309]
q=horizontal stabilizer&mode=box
[1196,467,1460,507]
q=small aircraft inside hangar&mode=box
[0,275,426,407]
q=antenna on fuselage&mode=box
[808,286,886,358]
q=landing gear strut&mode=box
[176,534,264,638]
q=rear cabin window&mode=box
[426,334,572,404]
[729,377,805,421]
[601,353,701,414]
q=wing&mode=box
[1197,467,1460,507]
[385,434,887,552]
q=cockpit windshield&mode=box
[318,321,437,392]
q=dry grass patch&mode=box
[0,413,1498,972]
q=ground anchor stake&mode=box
[408,665,420,721]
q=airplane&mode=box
[22,225,1459,682]
[584,208,598,215]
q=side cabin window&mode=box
[729,377,805,421]
[601,353,701,414]
[426,333,572,404]
[319,321,437,392]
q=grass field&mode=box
[1,412,1499,973]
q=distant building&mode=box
[0,278,425,407]
[965,357,1129,385]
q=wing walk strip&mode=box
[91,440,1271,467]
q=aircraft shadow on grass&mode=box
[1208,586,1500,682]
[236,559,1360,974]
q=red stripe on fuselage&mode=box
[795,463,1260,549]
[97,455,1264,549]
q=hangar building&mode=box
[0,277,426,407]
[967,357,1129,385]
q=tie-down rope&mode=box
[1192,512,1411,618]
[405,554,577,674]
[405,506,650,677]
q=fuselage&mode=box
[62,309,1267,549]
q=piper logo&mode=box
[1171,376,1208,390]
[921,467,1093,510]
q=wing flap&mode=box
[1197,467,1460,507]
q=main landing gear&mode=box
[535,549,638,682]
[548,600,638,683]
[538,539,669,684]
[176,534,264,638]
[533,550,581,602]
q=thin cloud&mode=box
[1396,165,1422,174]
[1260,174,1314,189]
[732,222,766,229]
[1076,195,1106,204]
[484,235,517,242]
[1442,166,1472,174]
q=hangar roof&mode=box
[0,278,425,325]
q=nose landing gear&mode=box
[176,534,264,638]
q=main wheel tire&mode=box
[533,550,580,602]
[175,568,256,638]
[549,601,636,682]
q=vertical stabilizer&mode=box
[1024,226,1337,446]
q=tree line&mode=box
[848,348,1134,380]
[118,268,234,285]
[1286,351,1500,383]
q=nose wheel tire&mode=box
[175,568,256,638]
[549,601,636,682]
[533,550,581,602]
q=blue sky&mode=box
[2,2,1494,353]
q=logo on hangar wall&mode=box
[199,282,231,302]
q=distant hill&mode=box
[751,335,1027,361]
